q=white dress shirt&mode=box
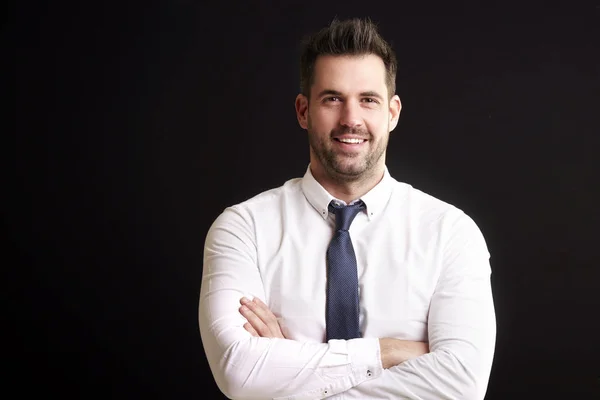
[199,165,496,400]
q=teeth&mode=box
[338,138,364,144]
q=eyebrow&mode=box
[316,89,384,100]
[360,91,384,100]
[316,89,343,98]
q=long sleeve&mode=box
[198,206,383,400]
[343,211,497,399]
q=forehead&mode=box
[312,54,387,94]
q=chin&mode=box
[330,165,367,180]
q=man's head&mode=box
[295,18,402,185]
[299,17,397,100]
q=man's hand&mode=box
[379,338,430,369]
[239,297,286,338]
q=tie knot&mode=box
[329,201,365,231]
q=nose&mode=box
[339,100,363,129]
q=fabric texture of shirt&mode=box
[199,165,496,400]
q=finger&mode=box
[249,298,285,339]
[240,297,268,332]
[247,298,280,331]
[243,322,259,337]
[239,298,265,332]
[239,305,269,335]
[241,297,275,327]
[251,296,268,308]
[239,297,285,338]
[239,297,251,305]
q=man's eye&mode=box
[325,97,340,102]
[362,98,378,103]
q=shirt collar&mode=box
[301,164,394,221]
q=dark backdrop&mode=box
[10,1,600,398]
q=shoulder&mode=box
[236,177,303,211]
[391,179,460,219]
[389,178,485,239]
[211,177,303,225]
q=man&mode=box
[199,17,496,399]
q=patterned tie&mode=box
[326,200,365,341]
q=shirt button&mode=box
[367,369,372,376]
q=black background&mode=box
[10,1,600,398]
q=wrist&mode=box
[378,338,397,369]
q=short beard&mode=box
[308,125,387,184]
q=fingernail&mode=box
[240,297,249,304]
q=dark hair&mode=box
[299,17,397,99]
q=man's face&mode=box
[296,54,401,183]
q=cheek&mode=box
[365,113,390,134]
[309,109,337,130]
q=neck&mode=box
[310,164,385,204]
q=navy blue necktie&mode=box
[326,200,365,341]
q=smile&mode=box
[334,138,366,144]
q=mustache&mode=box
[330,127,371,138]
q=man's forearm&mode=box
[344,339,494,400]
[379,338,430,369]
[240,297,429,371]
[202,293,387,399]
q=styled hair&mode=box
[299,17,397,99]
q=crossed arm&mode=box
[199,207,496,399]
[239,296,429,369]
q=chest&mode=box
[256,213,441,341]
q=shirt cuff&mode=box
[347,337,383,380]
[274,338,382,400]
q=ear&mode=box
[388,95,402,132]
[295,94,309,129]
